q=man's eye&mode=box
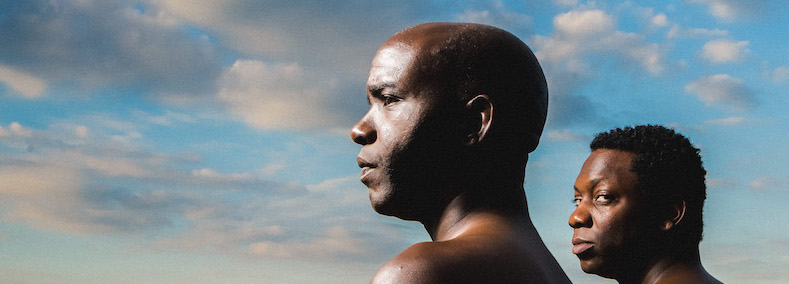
[572,197,582,207]
[382,95,400,106]
[594,194,614,205]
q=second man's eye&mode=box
[594,194,614,205]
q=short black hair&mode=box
[590,125,706,248]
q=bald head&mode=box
[379,22,548,156]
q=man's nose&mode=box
[351,116,376,145]
[569,202,592,228]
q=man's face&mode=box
[351,40,464,220]
[569,149,651,278]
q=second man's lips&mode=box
[571,237,593,255]
[571,237,590,246]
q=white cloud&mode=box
[749,176,776,190]
[306,176,358,192]
[690,0,737,21]
[150,172,406,261]
[0,65,46,98]
[534,9,664,75]
[0,0,223,99]
[705,116,746,126]
[75,126,89,139]
[133,110,197,126]
[218,60,345,130]
[553,0,579,7]
[772,67,789,83]
[554,10,615,37]
[8,122,32,137]
[651,13,668,27]
[455,2,533,34]
[0,119,233,233]
[0,115,409,262]
[530,9,665,126]
[248,226,365,259]
[689,0,767,22]
[546,129,587,141]
[706,178,736,188]
[667,24,728,38]
[684,74,755,110]
[260,162,287,177]
[151,0,427,76]
[701,39,749,64]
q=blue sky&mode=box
[1,0,787,283]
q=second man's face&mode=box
[351,40,465,221]
[569,149,650,278]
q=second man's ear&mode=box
[661,197,686,231]
[464,95,494,146]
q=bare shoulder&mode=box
[370,242,445,284]
[371,236,570,284]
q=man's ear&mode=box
[661,196,686,231]
[464,95,493,146]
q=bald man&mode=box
[351,22,570,283]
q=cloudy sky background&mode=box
[1,0,787,283]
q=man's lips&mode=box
[572,238,594,255]
[360,166,373,179]
[356,157,376,181]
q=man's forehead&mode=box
[367,42,417,88]
[585,149,636,176]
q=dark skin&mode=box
[570,149,721,284]
[352,23,569,283]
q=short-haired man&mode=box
[570,125,721,283]
[351,22,570,283]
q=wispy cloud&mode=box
[0,117,406,262]
[689,0,769,22]
[705,116,746,126]
[455,2,534,35]
[530,9,666,126]
[666,25,728,39]
[684,74,755,110]
[749,176,781,190]
[0,0,223,100]
[772,67,789,83]
[151,174,408,262]
[150,0,429,74]
[649,13,669,28]
[0,65,47,98]
[218,60,347,131]
[546,129,587,142]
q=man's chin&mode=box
[579,260,616,280]
[369,197,420,221]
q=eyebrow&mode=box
[575,177,605,193]
[367,83,396,94]
[366,83,397,105]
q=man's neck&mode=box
[421,186,529,241]
[619,249,715,284]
